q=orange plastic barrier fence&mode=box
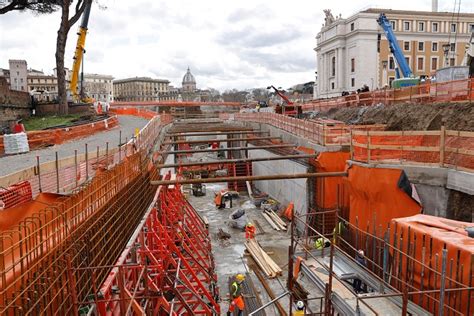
[0,116,119,154]
[390,214,474,315]
[352,129,474,172]
[109,107,157,119]
[301,78,474,112]
[0,181,32,209]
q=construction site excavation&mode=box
[1,1,474,315]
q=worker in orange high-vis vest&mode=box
[245,223,256,240]
[227,274,245,316]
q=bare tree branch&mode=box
[68,0,90,28]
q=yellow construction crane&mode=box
[69,1,93,103]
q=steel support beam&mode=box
[151,172,348,185]
[162,144,295,155]
[162,136,281,145]
[167,131,267,137]
[156,154,317,168]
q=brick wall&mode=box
[0,77,31,129]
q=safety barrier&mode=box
[226,112,385,147]
[109,107,157,119]
[302,78,474,112]
[351,128,474,172]
[0,116,119,154]
[0,112,171,314]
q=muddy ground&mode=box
[309,102,474,131]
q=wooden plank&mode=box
[446,130,474,137]
[262,212,280,231]
[445,147,474,156]
[352,130,440,136]
[367,144,440,152]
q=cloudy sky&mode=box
[1,0,473,91]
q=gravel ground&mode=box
[0,115,149,177]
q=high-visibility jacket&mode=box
[293,310,305,316]
[231,281,242,298]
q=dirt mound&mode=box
[313,102,474,131]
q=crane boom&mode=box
[377,13,413,78]
[70,2,92,102]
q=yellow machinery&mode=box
[69,2,93,103]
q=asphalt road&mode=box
[0,115,149,177]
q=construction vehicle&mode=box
[192,183,206,197]
[69,1,94,104]
[377,13,420,88]
[266,85,302,117]
[436,31,474,81]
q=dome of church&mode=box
[182,67,196,84]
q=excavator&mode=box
[69,1,94,104]
[266,85,302,117]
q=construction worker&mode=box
[228,274,245,316]
[293,300,305,315]
[353,250,367,293]
[314,237,330,249]
[245,223,256,240]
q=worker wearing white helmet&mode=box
[293,300,305,315]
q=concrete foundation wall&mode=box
[414,184,449,218]
[249,147,308,224]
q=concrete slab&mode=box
[447,170,474,195]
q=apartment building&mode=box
[113,77,171,102]
[315,7,474,98]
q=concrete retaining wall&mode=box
[249,147,308,230]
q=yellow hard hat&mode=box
[235,274,245,282]
[247,222,254,227]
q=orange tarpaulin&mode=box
[347,164,421,232]
[314,152,350,209]
[391,214,474,315]
[0,193,62,231]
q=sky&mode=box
[1,0,473,92]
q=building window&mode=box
[389,57,395,70]
[331,82,335,90]
[450,58,455,66]
[404,41,410,51]
[404,21,411,31]
[351,78,355,87]
[351,58,355,72]
[331,56,336,77]
[418,41,424,51]
[418,21,425,32]
[450,23,457,32]
[405,56,410,67]
[350,22,354,31]
[470,24,474,32]
[390,20,396,30]
[417,57,424,71]
[450,43,456,52]
[432,42,438,52]
[432,21,439,32]
[431,57,438,71]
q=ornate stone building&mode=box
[113,77,170,102]
[182,67,196,92]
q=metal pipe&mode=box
[248,291,290,316]
[156,154,316,168]
[167,131,268,137]
[162,136,281,145]
[151,172,347,185]
[439,249,448,316]
[163,144,296,155]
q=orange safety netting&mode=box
[109,107,157,119]
[0,181,32,209]
[347,164,421,231]
[0,116,119,154]
[391,214,474,315]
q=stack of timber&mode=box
[245,239,282,278]
[261,209,287,231]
